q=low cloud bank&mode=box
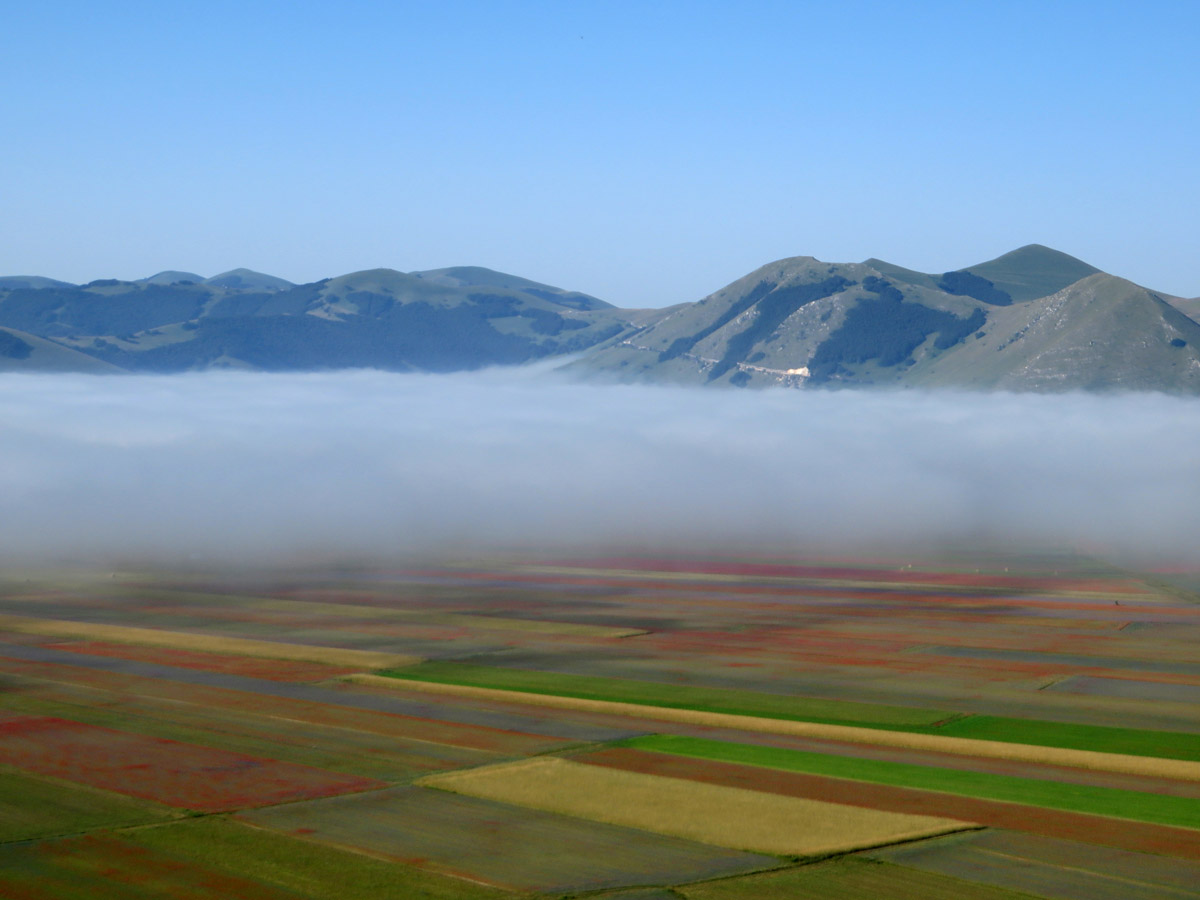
[0,369,1196,566]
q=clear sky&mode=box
[3,0,1197,306]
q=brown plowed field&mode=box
[575,747,1200,860]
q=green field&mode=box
[384,662,1200,761]
[624,736,1200,829]
[933,716,1200,763]
[0,769,174,842]
[678,857,1042,900]
[381,662,953,728]
[127,817,515,900]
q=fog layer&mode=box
[0,370,1196,565]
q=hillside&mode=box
[1167,295,1200,323]
[204,269,295,291]
[1,248,1196,391]
[959,244,1101,303]
[0,326,124,373]
[906,275,1200,391]
[411,266,612,310]
[0,267,636,374]
[575,248,1200,393]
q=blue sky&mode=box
[2,1,1197,305]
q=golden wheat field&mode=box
[420,756,973,856]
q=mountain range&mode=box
[2,247,1198,392]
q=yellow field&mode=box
[419,757,972,857]
[356,674,1200,782]
[0,614,418,669]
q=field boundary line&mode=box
[0,614,419,670]
[348,674,1200,782]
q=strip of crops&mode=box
[623,736,1200,829]
[383,663,1200,761]
[934,716,1200,762]
[381,662,951,728]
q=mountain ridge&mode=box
[1,247,1197,391]
[573,247,1200,393]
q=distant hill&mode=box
[0,276,77,291]
[959,244,1102,303]
[0,265,636,374]
[866,245,1101,306]
[411,266,612,310]
[204,269,294,292]
[903,275,1200,391]
[1,249,1195,390]
[137,271,206,286]
[575,247,1200,393]
[0,326,123,373]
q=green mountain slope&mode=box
[960,244,1101,303]
[204,269,294,291]
[575,248,1199,393]
[0,276,76,290]
[1,248,1193,391]
[1167,296,1200,324]
[0,266,633,374]
[0,326,125,373]
[577,256,984,388]
[412,266,613,310]
[137,270,205,286]
[868,244,1100,306]
[907,274,1200,391]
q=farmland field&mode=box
[617,735,1200,828]
[238,785,778,893]
[1,550,1198,897]
[420,757,970,855]
[0,769,174,842]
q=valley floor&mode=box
[0,549,1197,898]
